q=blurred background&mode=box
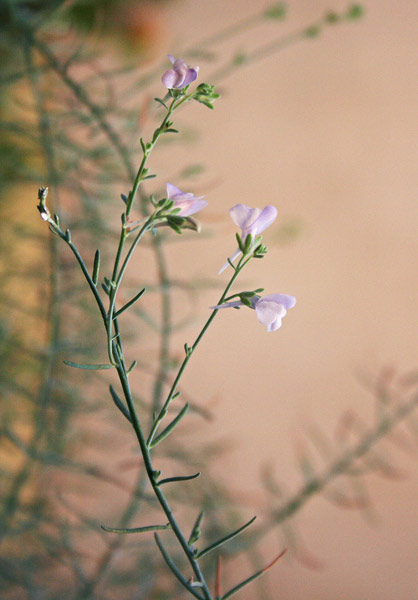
[0,1,417,599]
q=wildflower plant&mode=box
[2,2,416,599]
[36,58,294,598]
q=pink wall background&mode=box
[147,1,418,598]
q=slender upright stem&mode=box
[148,259,245,447]
[152,236,172,414]
[115,364,213,599]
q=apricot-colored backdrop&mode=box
[149,1,418,598]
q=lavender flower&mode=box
[161,55,199,89]
[219,204,278,273]
[166,183,207,216]
[212,293,296,332]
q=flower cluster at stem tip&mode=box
[161,55,199,89]
[38,55,296,334]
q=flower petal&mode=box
[262,293,296,310]
[182,68,199,86]
[166,182,183,199]
[166,183,207,216]
[255,299,286,328]
[162,69,181,89]
[252,205,278,235]
[176,197,208,217]
[267,315,283,332]
[172,58,185,70]
[229,204,262,230]
[229,204,251,228]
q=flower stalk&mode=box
[36,56,288,598]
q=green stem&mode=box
[106,218,153,364]
[126,94,190,217]
[107,93,191,365]
[51,219,214,597]
[115,365,213,600]
[148,257,246,447]
[152,236,172,414]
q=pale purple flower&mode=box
[219,204,278,273]
[161,55,199,89]
[211,293,296,332]
[166,183,207,217]
[254,294,296,332]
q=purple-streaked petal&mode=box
[166,182,183,199]
[182,68,199,86]
[166,183,207,217]
[218,248,242,274]
[261,293,296,310]
[163,56,199,89]
[229,204,255,229]
[252,205,278,235]
[267,316,283,332]
[176,197,208,217]
[172,57,185,70]
[162,69,181,89]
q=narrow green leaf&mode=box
[221,571,263,600]
[149,403,189,449]
[221,549,286,600]
[243,233,253,253]
[235,232,244,252]
[188,511,204,545]
[114,288,145,318]
[154,97,168,109]
[92,249,100,285]
[154,534,204,600]
[196,516,256,559]
[109,385,132,423]
[102,523,170,534]
[63,360,113,370]
[158,472,200,486]
[126,360,137,375]
[226,258,236,271]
